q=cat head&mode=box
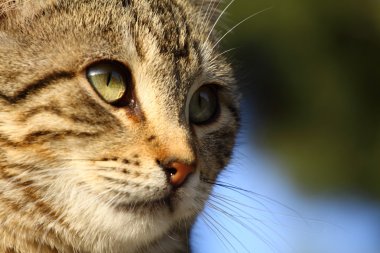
[0,0,239,252]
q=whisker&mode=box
[209,194,275,223]
[208,197,293,251]
[210,192,287,226]
[205,0,235,46]
[200,214,231,252]
[203,177,309,224]
[202,0,222,34]
[211,187,280,223]
[201,211,240,253]
[206,201,279,253]
[210,47,236,62]
[211,191,334,228]
[211,7,273,51]
[184,218,190,253]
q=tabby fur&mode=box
[0,1,239,252]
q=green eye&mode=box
[86,62,131,104]
[189,85,219,125]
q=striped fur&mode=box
[0,1,239,252]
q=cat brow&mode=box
[0,71,75,104]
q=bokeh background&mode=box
[191,0,380,252]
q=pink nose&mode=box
[164,161,195,187]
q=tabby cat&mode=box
[0,0,239,252]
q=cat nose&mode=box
[159,160,195,188]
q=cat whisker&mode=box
[210,47,236,62]
[200,176,342,252]
[211,6,273,51]
[59,158,119,162]
[103,188,124,208]
[200,159,278,251]
[209,194,270,221]
[205,0,235,48]
[211,191,333,227]
[206,198,282,252]
[209,193,287,250]
[201,177,309,224]
[200,212,234,253]
[202,0,222,34]
[209,191,284,225]
[201,210,243,253]
[207,197,292,251]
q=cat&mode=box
[0,0,240,252]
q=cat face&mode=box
[0,0,239,252]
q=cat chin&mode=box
[81,202,197,253]
[112,193,201,248]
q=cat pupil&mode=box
[106,73,112,86]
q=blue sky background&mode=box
[191,111,380,253]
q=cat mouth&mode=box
[114,194,176,213]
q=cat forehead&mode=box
[2,0,227,76]
[0,0,235,105]
[4,0,208,54]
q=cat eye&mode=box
[86,61,131,105]
[189,85,219,125]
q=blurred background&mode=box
[191,0,380,252]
